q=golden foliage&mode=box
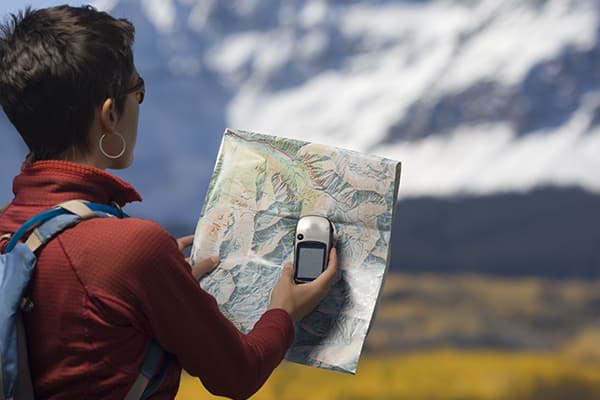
[176,350,600,400]
[176,273,600,399]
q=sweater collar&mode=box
[12,160,142,207]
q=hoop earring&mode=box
[99,133,126,159]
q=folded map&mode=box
[191,128,401,373]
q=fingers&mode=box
[327,247,338,273]
[191,256,220,280]
[270,250,340,322]
[176,235,194,252]
[282,262,294,282]
[296,248,338,314]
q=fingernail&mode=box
[211,256,220,265]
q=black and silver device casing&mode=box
[293,215,336,283]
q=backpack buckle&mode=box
[110,201,124,218]
[1,233,11,254]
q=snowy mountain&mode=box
[108,0,600,199]
[1,0,599,276]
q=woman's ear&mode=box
[100,98,118,133]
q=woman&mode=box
[0,5,337,399]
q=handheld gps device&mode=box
[293,215,336,283]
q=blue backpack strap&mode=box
[124,341,172,400]
[1,200,124,400]
[1,238,37,400]
[5,200,124,253]
[141,349,172,400]
[3,200,171,399]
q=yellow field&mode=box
[176,349,600,400]
[175,273,600,399]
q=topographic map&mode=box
[191,129,401,373]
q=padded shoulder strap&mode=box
[24,214,84,253]
[3,200,168,399]
[56,200,97,220]
[5,200,123,253]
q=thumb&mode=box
[282,262,294,282]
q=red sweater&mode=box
[0,160,294,399]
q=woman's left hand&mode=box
[191,256,220,280]
[176,234,220,279]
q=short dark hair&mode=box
[0,5,135,160]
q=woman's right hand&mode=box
[268,248,338,322]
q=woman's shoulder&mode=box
[95,216,175,246]
[58,215,193,292]
[65,215,180,261]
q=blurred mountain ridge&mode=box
[1,0,599,278]
[2,0,599,210]
[100,0,600,199]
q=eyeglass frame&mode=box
[119,76,145,104]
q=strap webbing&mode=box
[23,214,80,253]
[56,200,95,220]
[124,341,167,400]
[24,232,42,253]
[5,201,123,252]
[124,374,150,400]
[141,353,172,400]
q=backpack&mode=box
[0,200,171,400]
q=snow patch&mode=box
[439,0,598,92]
[299,0,328,28]
[373,94,600,197]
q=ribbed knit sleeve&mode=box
[72,217,294,400]
[0,160,295,399]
